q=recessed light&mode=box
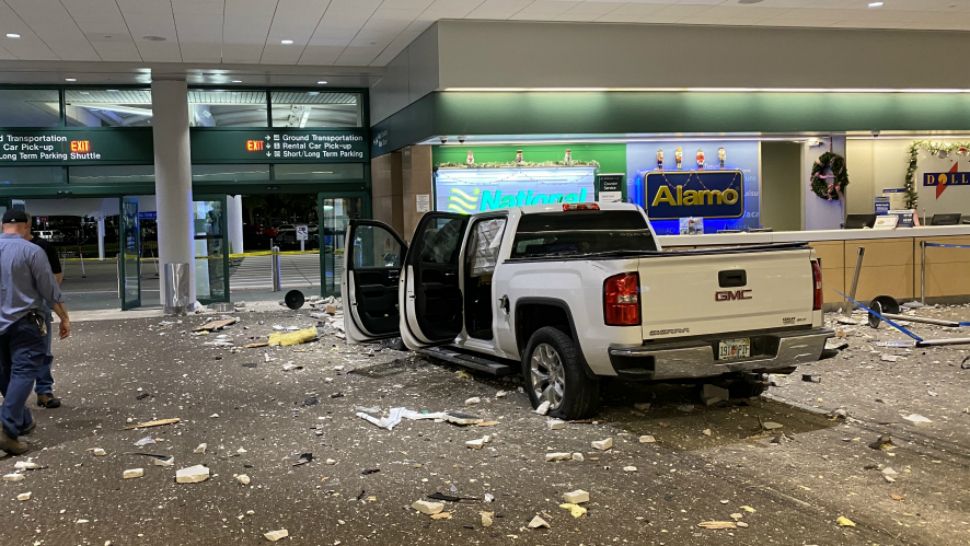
[281,39,294,45]
[65,78,77,82]
[143,35,167,42]
[316,80,328,85]
[738,0,763,3]
[868,1,884,7]
[5,33,21,39]
[231,80,242,83]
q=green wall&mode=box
[434,143,626,180]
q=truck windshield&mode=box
[511,210,657,259]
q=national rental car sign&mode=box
[435,166,596,214]
[644,170,745,220]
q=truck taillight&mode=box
[604,272,641,326]
[811,260,823,311]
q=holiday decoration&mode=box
[717,147,727,168]
[810,152,850,201]
[695,149,705,169]
[656,148,664,170]
[674,147,684,170]
[466,150,475,165]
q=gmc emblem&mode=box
[715,289,753,302]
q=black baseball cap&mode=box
[2,209,28,224]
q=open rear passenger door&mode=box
[399,212,470,350]
[342,220,408,343]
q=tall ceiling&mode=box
[0,0,967,69]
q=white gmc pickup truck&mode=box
[342,202,833,419]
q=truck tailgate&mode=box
[639,248,815,340]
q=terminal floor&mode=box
[1,307,968,544]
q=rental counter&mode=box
[657,226,970,306]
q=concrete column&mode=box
[227,195,245,255]
[151,79,196,312]
[96,216,105,261]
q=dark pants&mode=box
[33,311,53,396]
[0,315,45,438]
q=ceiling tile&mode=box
[117,0,182,61]
[261,0,333,64]
[0,3,58,60]
[5,0,100,60]
[173,0,224,62]
[467,0,530,19]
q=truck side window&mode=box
[511,210,657,258]
[418,217,465,264]
[467,218,506,277]
[353,225,404,268]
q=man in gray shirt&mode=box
[0,209,71,455]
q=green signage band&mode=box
[191,129,369,164]
[0,128,153,165]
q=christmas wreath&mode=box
[810,152,849,200]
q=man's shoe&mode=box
[20,421,36,436]
[0,432,29,456]
[37,394,61,409]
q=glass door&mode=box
[118,196,141,310]
[318,193,369,297]
[193,196,230,304]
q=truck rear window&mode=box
[511,210,657,259]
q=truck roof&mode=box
[496,202,642,217]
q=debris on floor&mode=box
[193,317,239,333]
[263,529,289,542]
[355,407,484,431]
[268,326,318,347]
[591,438,613,451]
[122,468,145,479]
[175,465,210,484]
[412,500,445,515]
[528,515,550,529]
[124,417,180,430]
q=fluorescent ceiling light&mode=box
[5,33,21,39]
[231,80,242,83]
[868,1,884,7]
[281,39,294,45]
[316,80,328,85]
[64,77,77,82]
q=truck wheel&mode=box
[523,327,600,420]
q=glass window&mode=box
[467,218,506,276]
[192,164,270,183]
[69,165,154,185]
[511,210,656,259]
[188,89,267,127]
[353,224,404,269]
[417,217,466,265]
[272,163,364,181]
[271,91,361,128]
[0,166,66,186]
[65,89,152,127]
[0,89,60,127]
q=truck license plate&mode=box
[718,338,751,360]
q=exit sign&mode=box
[246,139,265,152]
[70,140,91,153]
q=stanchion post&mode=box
[272,245,282,292]
[79,250,86,278]
[845,246,866,315]
[921,240,927,305]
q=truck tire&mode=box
[523,327,600,420]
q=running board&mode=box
[418,346,517,376]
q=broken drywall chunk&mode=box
[411,500,445,515]
[123,468,145,479]
[175,465,210,484]
[591,438,613,451]
[528,515,550,529]
[235,474,251,486]
[263,529,289,542]
[562,489,590,504]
